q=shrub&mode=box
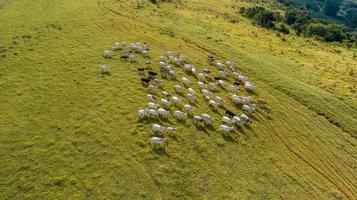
[305,22,348,42]
[241,6,281,29]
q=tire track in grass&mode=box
[276,99,357,198]
[185,38,356,199]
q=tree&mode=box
[323,0,342,16]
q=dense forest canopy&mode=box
[278,0,357,29]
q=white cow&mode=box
[208,82,218,90]
[148,85,157,94]
[147,94,157,101]
[174,85,183,94]
[242,104,256,113]
[218,70,228,78]
[240,114,251,124]
[202,89,212,96]
[148,102,159,109]
[233,116,242,126]
[150,137,168,147]
[219,125,234,133]
[162,91,170,99]
[198,81,207,89]
[161,99,171,107]
[172,96,182,104]
[166,127,177,135]
[197,73,205,81]
[158,108,169,117]
[148,109,158,118]
[201,114,214,125]
[183,104,194,113]
[215,96,224,105]
[217,80,225,87]
[222,116,233,124]
[182,77,190,86]
[152,124,166,133]
[193,115,204,124]
[174,110,187,120]
[187,93,196,103]
[103,50,112,58]
[137,109,149,118]
[245,82,255,90]
[208,100,219,108]
[188,88,196,95]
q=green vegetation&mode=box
[0,0,356,199]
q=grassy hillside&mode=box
[0,0,356,199]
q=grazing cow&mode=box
[99,65,111,74]
[159,61,167,68]
[183,104,194,113]
[160,68,169,78]
[148,102,159,109]
[215,62,224,70]
[145,60,153,68]
[162,91,170,99]
[226,61,237,72]
[242,104,256,113]
[148,85,157,93]
[183,64,194,72]
[218,70,228,78]
[217,80,225,87]
[147,94,157,101]
[198,81,207,89]
[232,72,240,80]
[150,137,168,148]
[233,116,242,126]
[137,67,145,74]
[238,75,246,82]
[222,116,233,124]
[158,108,169,117]
[137,109,148,119]
[207,56,215,64]
[208,100,219,108]
[172,96,182,104]
[153,79,164,87]
[219,125,234,133]
[202,89,212,96]
[166,127,177,135]
[225,110,235,117]
[142,49,150,57]
[193,116,204,125]
[197,73,205,81]
[169,70,178,78]
[159,55,166,61]
[148,70,158,77]
[244,82,255,90]
[208,82,218,90]
[188,88,195,95]
[228,84,238,93]
[215,96,224,105]
[187,93,196,103]
[204,95,211,101]
[181,77,190,86]
[129,54,137,63]
[234,82,241,87]
[103,50,112,58]
[174,110,187,120]
[203,69,211,74]
[120,55,129,61]
[174,85,183,94]
[161,99,171,107]
[201,114,214,125]
[112,42,122,51]
[240,114,252,124]
[152,124,166,133]
[148,109,158,118]
[141,77,151,85]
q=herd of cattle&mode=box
[99,42,271,148]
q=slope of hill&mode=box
[0,0,356,199]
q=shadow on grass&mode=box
[222,133,238,143]
[152,147,169,156]
[194,125,209,134]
